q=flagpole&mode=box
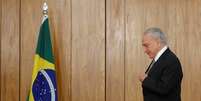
[43,2,48,17]
[42,1,48,23]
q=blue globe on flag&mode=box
[32,69,58,101]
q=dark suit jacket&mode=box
[142,48,183,101]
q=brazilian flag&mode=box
[27,15,58,101]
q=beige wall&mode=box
[1,0,20,100]
[1,0,201,101]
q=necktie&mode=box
[145,60,155,74]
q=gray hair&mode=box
[144,27,168,45]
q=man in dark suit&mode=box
[139,27,183,101]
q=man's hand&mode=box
[138,73,148,82]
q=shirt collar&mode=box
[154,46,168,62]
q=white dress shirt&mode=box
[154,46,168,62]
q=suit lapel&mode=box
[145,48,171,75]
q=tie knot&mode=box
[146,60,155,74]
[151,59,155,64]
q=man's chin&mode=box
[149,55,154,59]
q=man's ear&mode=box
[157,39,162,47]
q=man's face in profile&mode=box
[142,33,161,59]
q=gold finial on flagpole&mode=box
[43,2,48,15]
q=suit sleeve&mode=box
[142,61,182,95]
